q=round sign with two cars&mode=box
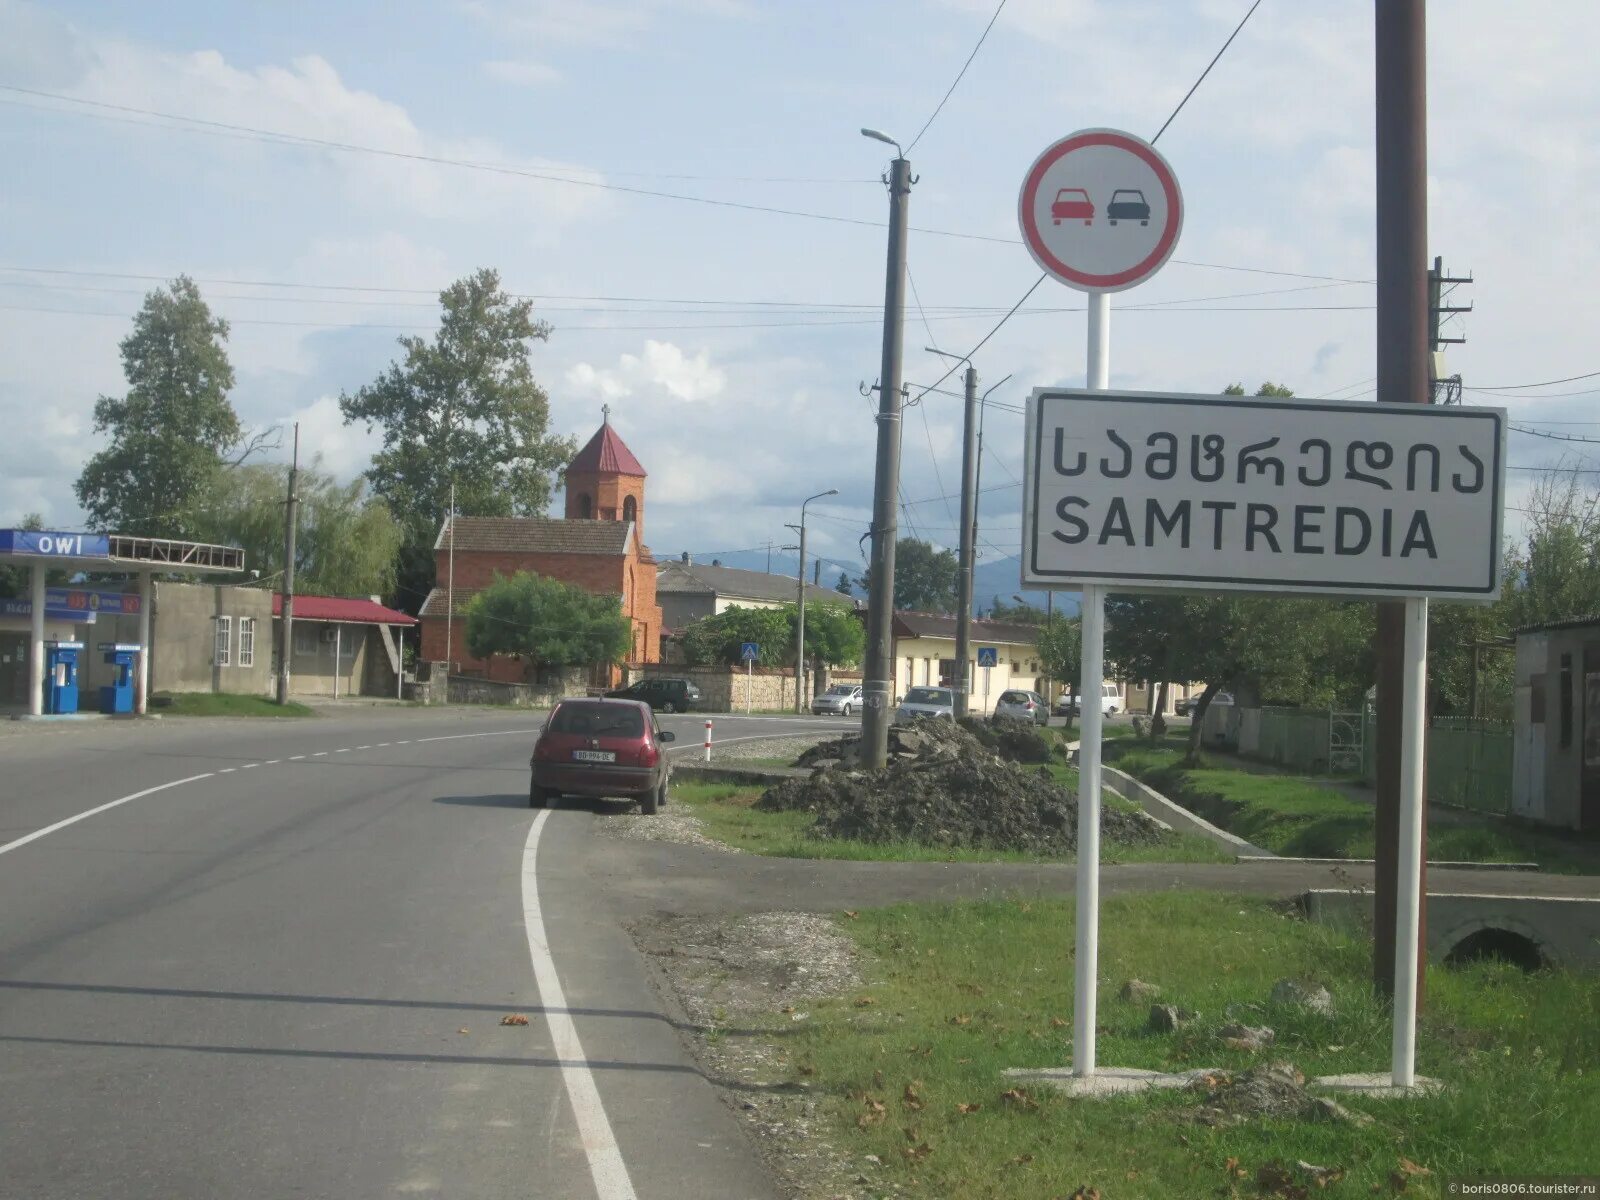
[1018,128,1183,293]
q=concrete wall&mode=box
[151,582,274,697]
[1305,889,1600,971]
[448,666,588,708]
[1511,626,1592,831]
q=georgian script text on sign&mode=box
[1022,390,1505,599]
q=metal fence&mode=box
[1230,705,1514,816]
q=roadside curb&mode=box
[674,762,804,787]
[1100,763,1277,858]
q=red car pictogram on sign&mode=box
[1051,187,1094,226]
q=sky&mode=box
[1,0,1597,595]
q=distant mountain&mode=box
[668,548,1079,618]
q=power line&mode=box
[1467,369,1600,392]
[905,0,1009,153]
[0,85,1016,246]
[1510,426,1600,445]
[0,87,873,186]
[903,0,1264,405]
[1151,0,1266,144]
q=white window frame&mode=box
[215,615,232,666]
[238,617,255,668]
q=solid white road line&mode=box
[0,774,215,858]
[521,809,637,1200]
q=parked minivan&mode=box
[1053,683,1123,716]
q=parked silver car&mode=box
[994,688,1049,726]
[812,683,863,716]
[895,686,955,722]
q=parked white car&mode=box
[1054,683,1123,716]
[812,683,863,716]
[895,686,955,722]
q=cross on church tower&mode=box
[601,403,610,424]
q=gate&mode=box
[1329,709,1365,776]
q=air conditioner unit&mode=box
[319,626,337,644]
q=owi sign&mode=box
[1022,389,1506,600]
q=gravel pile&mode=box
[766,719,1164,854]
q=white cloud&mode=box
[464,0,752,46]
[565,340,727,404]
[483,59,563,87]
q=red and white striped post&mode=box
[703,719,713,762]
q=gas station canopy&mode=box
[1,528,246,718]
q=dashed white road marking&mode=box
[0,774,215,858]
[289,755,306,761]
[264,759,280,765]
[356,745,371,751]
[521,808,637,1200]
[220,768,236,774]
[241,764,258,770]
[335,748,350,754]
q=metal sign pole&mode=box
[1072,289,1112,1079]
[1391,595,1429,1086]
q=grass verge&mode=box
[769,892,1597,1198]
[674,781,1230,865]
[1111,741,1597,874]
[153,692,314,718]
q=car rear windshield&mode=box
[904,688,950,705]
[1001,692,1028,702]
[549,703,645,737]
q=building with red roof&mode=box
[418,413,662,686]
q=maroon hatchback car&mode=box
[529,698,675,813]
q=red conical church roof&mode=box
[568,420,646,477]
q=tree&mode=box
[75,277,266,538]
[340,268,578,611]
[464,572,632,667]
[800,603,866,672]
[988,597,1049,624]
[681,605,793,668]
[855,538,958,613]
[1035,614,1082,727]
[0,513,46,598]
[679,602,864,671]
[835,572,853,596]
[191,462,404,598]
[1224,381,1297,398]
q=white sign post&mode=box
[1019,129,1184,1081]
[1022,387,1506,1090]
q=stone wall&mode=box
[635,662,806,711]
[446,664,590,708]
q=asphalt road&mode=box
[0,706,854,1200]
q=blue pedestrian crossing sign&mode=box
[977,647,998,668]
[740,642,760,663]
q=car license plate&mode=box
[572,749,615,763]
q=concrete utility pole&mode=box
[275,422,299,706]
[1372,0,1430,1003]
[954,364,978,718]
[858,131,911,768]
[790,489,838,714]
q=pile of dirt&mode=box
[763,722,1163,854]
[794,717,989,770]
[957,714,1055,764]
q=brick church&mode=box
[418,414,663,683]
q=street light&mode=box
[788,488,838,714]
[860,127,903,156]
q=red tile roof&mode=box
[568,422,646,477]
[273,594,417,626]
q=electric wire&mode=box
[904,0,1009,154]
